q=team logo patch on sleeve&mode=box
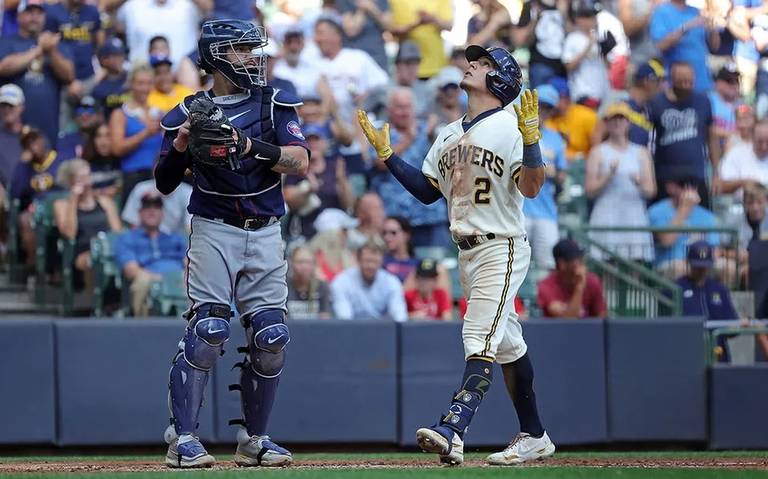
[287,120,305,140]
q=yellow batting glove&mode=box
[513,89,541,146]
[357,109,393,160]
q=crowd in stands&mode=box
[2,0,768,348]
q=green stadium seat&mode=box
[149,269,188,316]
[91,231,124,317]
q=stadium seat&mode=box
[149,269,188,316]
[31,191,69,304]
[91,231,124,317]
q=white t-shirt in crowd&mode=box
[561,30,609,103]
[121,179,193,235]
[118,0,202,67]
[273,56,322,100]
[720,142,768,193]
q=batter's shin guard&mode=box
[502,353,544,437]
[438,357,493,438]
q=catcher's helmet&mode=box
[198,19,268,89]
[464,45,523,106]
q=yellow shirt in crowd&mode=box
[389,0,452,78]
[545,103,598,160]
[148,84,195,113]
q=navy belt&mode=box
[202,215,277,231]
[455,233,496,251]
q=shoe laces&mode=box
[505,432,531,451]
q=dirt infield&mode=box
[2,456,768,473]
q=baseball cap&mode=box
[434,67,463,89]
[98,37,127,58]
[571,0,601,17]
[396,41,422,63]
[687,240,714,268]
[601,101,632,119]
[0,84,25,106]
[633,59,665,83]
[716,62,740,83]
[284,24,304,40]
[75,95,98,115]
[17,0,45,13]
[548,77,570,98]
[303,123,327,140]
[140,191,164,209]
[149,54,173,68]
[416,258,439,278]
[313,208,359,233]
[552,239,584,261]
[537,84,559,107]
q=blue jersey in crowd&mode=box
[648,199,719,265]
[0,35,74,146]
[708,91,736,134]
[115,228,187,275]
[158,88,308,219]
[44,2,101,80]
[676,276,738,320]
[9,151,62,210]
[121,106,163,173]
[523,127,566,221]
[91,73,129,118]
[647,91,712,182]
[626,97,652,147]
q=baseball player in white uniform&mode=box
[358,45,555,466]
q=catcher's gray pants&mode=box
[186,215,288,316]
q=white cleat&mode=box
[165,437,216,468]
[487,431,556,465]
[234,430,293,467]
[416,427,464,466]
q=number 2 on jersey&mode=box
[474,177,491,204]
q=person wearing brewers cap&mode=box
[92,37,129,118]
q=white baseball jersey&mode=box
[422,109,525,238]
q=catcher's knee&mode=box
[181,302,232,370]
[242,309,289,378]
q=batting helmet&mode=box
[198,19,268,89]
[464,45,523,106]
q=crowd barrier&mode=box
[0,318,764,449]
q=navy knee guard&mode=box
[169,303,232,435]
[439,357,493,437]
[243,309,289,378]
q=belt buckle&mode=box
[243,218,259,230]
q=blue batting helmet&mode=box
[198,19,268,89]
[464,45,523,106]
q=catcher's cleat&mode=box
[234,432,293,467]
[416,426,464,466]
[486,431,555,465]
[165,436,215,468]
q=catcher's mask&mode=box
[198,19,268,89]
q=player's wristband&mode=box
[248,137,281,166]
[522,143,545,168]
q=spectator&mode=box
[0,0,74,146]
[112,0,211,69]
[523,85,566,269]
[719,119,768,195]
[82,123,121,196]
[53,158,122,293]
[337,0,391,71]
[649,178,719,276]
[586,102,656,262]
[91,37,130,118]
[617,0,659,66]
[404,258,451,321]
[544,77,598,161]
[296,94,354,153]
[354,191,386,242]
[382,215,417,282]
[273,26,322,99]
[147,34,201,92]
[0,84,25,192]
[330,240,407,321]
[513,0,567,88]
[261,40,298,96]
[147,54,194,113]
[44,0,102,98]
[597,6,630,91]
[364,41,435,121]
[429,67,465,138]
[115,192,186,316]
[741,183,768,245]
[649,0,720,92]
[56,95,102,161]
[283,124,354,240]
[389,0,452,79]
[109,64,163,198]
[732,0,761,98]
[537,238,608,318]
[308,208,359,282]
[562,0,609,108]
[709,63,741,149]
[121,179,192,235]
[368,88,450,248]
[727,103,755,152]
[467,0,513,49]
[286,245,331,320]
[647,62,720,206]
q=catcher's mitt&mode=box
[187,96,247,169]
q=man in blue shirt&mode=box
[650,0,720,92]
[44,0,101,84]
[330,241,407,322]
[0,0,74,146]
[708,64,740,150]
[522,84,566,269]
[115,192,187,316]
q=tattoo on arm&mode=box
[272,147,307,175]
